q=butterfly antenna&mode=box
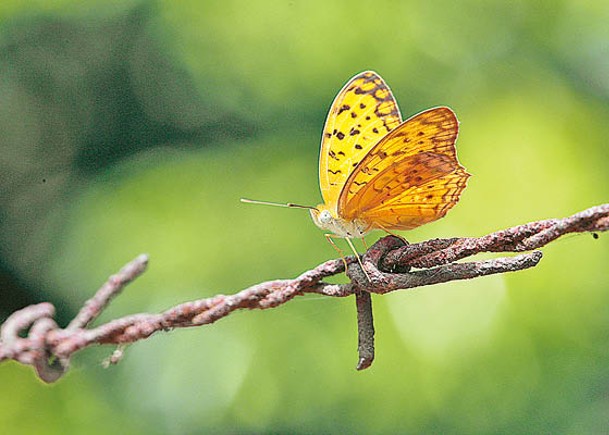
[240,198,318,211]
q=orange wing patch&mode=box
[356,170,469,230]
[339,107,469,230]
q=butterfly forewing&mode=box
[319,71,402,209]
[339,107,469,229]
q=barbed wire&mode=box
[1,204,607,382]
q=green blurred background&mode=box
[1,1,609,433]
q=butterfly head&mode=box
[310,204,370,238]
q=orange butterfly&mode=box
[243,71,469,260]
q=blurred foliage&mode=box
[1,0,609,433]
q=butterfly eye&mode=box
[319,210,333,224]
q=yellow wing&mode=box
[339,107,469,230]
[319,71,402,210]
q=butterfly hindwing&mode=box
[319,71,402,210]
[354,165,469,230]
[339,107,469,229]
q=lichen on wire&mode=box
[1,204,608,383]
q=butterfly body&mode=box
[310,205,370,238]
[310,71,469,238]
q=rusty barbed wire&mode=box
[1,204,608,382]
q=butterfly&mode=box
[242,71,469,262]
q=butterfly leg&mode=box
[324,234,372,282]
[361,237,369,250]
[345,237,372,282]
[324,234,348,269]
[377,224,408,244]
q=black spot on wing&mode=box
[337,104,350,115]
